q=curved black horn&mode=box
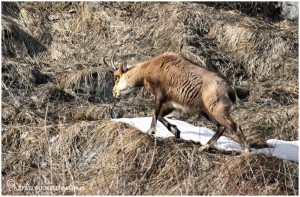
[103,56,110,67]
[110,52,117,70]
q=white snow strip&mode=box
[112,117,299,163]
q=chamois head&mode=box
[103,53,138,98]
[112,62,136,98]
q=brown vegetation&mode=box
[1,2,298,195]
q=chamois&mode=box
[111,52,250,152]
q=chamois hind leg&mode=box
[199,103,250,152]
[235,125,250,152]
[224,117,250,153]
[157,104,181,138]
[205,110,250,153]
[199,120,226,151]
[199,110,226,151]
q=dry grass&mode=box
[1,1,298,195]
[2,121,298,195]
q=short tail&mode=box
[227,86,236,103]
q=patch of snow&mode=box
[112,117,299,163]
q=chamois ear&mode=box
[120,60,128,73]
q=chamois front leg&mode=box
[147,92,165,136]
[158,117,181,138]
[157,104,181,138]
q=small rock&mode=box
[69,9,77,14]
[282,2,298,21]
[50,134,60,143]
[48,14,60,21]
[62,13,72,19]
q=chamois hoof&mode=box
[147,128,156,136]
[242,147,251,154]
[170,125,180,138]
[175,130,180,139]
[199,144,210,152]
